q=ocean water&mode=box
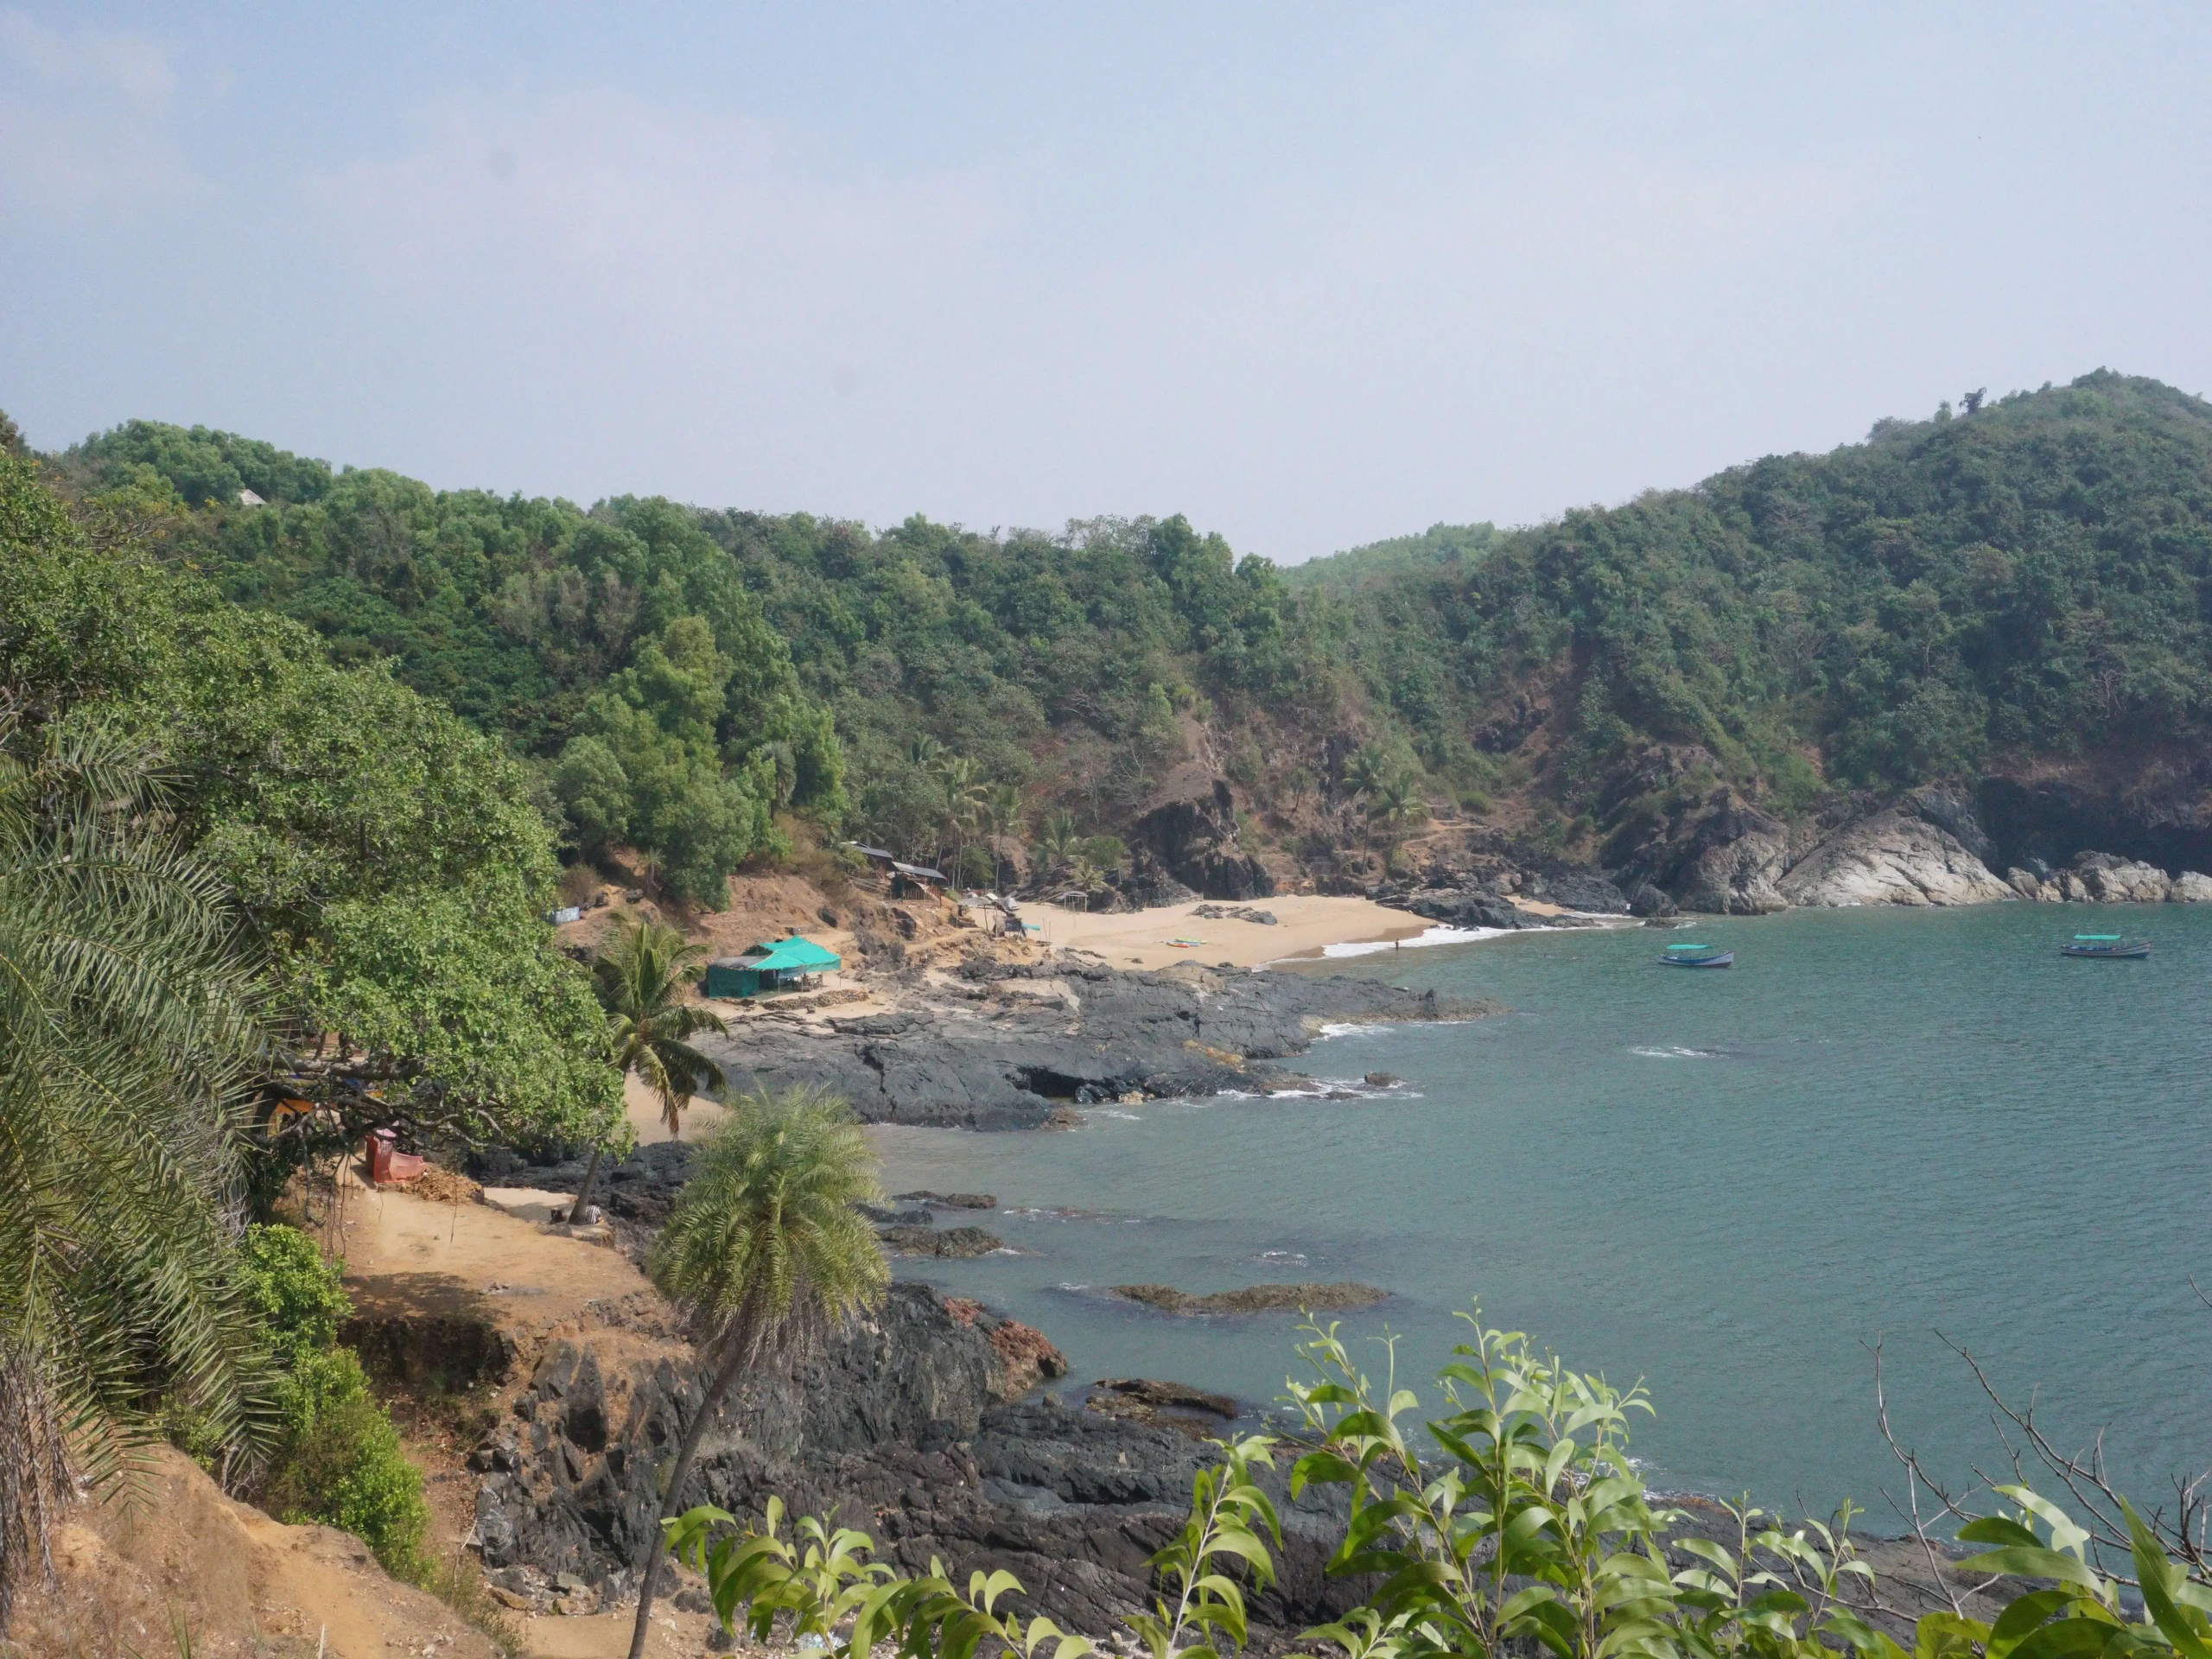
[872,901,2212,1522]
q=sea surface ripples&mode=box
[873,902,2212,1516]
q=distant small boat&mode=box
[1659,943,1733,969]
[2060,934,2151,959]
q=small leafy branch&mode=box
[1285,1313,1885,1659]
[664,1495,1095,1659]
[1128,1434,1282,1659]
[662,1308,2212,1659]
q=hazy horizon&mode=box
[7,4,2212,563]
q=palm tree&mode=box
[931,754,987,885]
[573,918,728,1221]
[981,782,1023,884]
[1365,770,1430,864]
[0,721,272,1624]
[1032,807,1082,876]
[1343,743,1391,802]
[624,1087,887,1659]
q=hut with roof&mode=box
[703,935,843,1000]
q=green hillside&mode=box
[1281,520,1502,594]
[41,370,2212,894]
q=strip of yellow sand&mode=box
[1024,893,1428,970]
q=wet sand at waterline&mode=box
[1027,893,1430,969]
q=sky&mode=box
[5,4,2212,564]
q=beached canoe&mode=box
[2059,935,2151,959]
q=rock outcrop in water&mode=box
[1777,804,2016,907]
[697,962,1497,1132]
[1108,1282,1388,1316]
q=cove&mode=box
[874,901,2212,1520]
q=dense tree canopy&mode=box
[0,450,621,1152]
[47,371,2212,878]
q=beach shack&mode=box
[703,935,842,1000]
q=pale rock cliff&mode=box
[1778,807,2016,908]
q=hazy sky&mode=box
[6,4,2212,563]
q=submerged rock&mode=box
[1087,1377,1239,1439]
[896,1190,999,1209]
[1107,1281,1388,1316]
[880,1224,1004,1258]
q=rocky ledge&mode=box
[1554,759,2212,915]
[708,961,1493,1135]
[467,1283,1365,1639]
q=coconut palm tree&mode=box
[1365,770,1430,868]
[981,782,1024,883]
[1031,807,1083,877]
[571,918,728,1220]
[624,1087,887,1659]
[1343,742,1391,802]
[594,917,728,1141]
[931,754,988,885]
[0,721,272,1624]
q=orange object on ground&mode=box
[365,1129,426,1185]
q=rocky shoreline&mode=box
[481,960,1500,1222]
[1366,779,2212,922]
[463,1278,1974,1649]
[466,1281,1372,1639]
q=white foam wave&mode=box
[1093,1109,1141,1120]
[1322,924,1511,958]
[1266,1077,1421,1101]
[1630,1045,1723,1059]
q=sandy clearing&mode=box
[334,1171,653,1344]
[1026,893,1428,969]
[623,1067,729,1146]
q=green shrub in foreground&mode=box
[233,1224,432,1580]
[666,1311,2212,1659]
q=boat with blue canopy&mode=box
[2059,934,2150,959]
[1658,942,1733,969]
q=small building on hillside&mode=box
[889,861,946,898]
[703,935,843,1000]
[846,842,898,876]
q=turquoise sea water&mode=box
[873,902,2212,1522]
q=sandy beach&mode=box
[1022,893,1430,969]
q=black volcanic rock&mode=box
[470,1285,1366,1639]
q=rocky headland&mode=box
[1370,763,2212,921]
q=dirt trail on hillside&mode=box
[10,1445,503,1659]
[333,1184,748,1658]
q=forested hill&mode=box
[35,370,2212,900]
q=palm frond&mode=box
[0,718,276,1626]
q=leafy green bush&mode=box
[238,1222,349,1366]
[235,1224,431,1579]
[260,1379,429,1574]
[666,1309,2212,1659]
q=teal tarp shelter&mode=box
[704,936,843,1000]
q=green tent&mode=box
[704,936,843,999]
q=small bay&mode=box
[874,901,2212,1519]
